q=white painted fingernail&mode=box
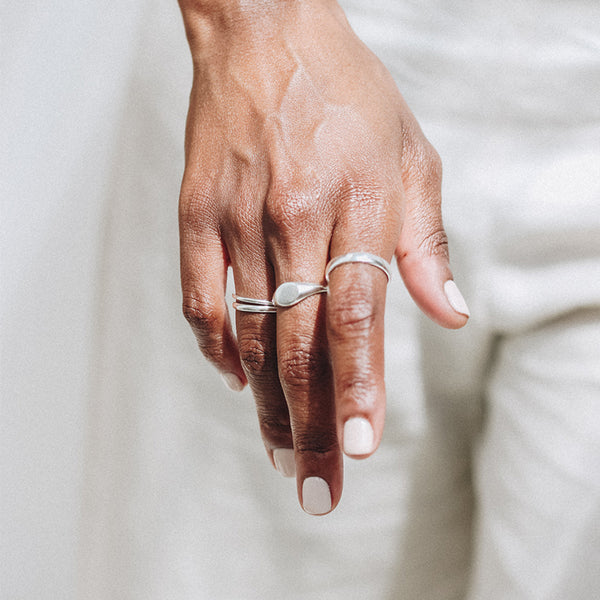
[302,477,332,515]
[343,417,375,456]
[221,372,245,392]
[273,449,296,478]
[444,280,470,317]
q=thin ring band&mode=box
[232,294,275,307]
[325,252,392,283]
[232,301,277,313]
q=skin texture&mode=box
[178,0,468,514]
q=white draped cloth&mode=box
[3,1,599,598]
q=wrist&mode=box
[178,0,299,34]
[178,0,341,57]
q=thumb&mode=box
[396,144,470,329]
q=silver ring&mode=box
[325,252,392,283]
[272,282,328,308]
[232,294,275,307]
[232,301,277,313]
[232,294,276,313]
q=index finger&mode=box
[326,243,394,459]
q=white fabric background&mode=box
[2,2,145,596]
[2,1,599,599]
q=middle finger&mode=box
[271,236,343,516]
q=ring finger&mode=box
[227,235,296,479]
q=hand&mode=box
[178,0,469,515]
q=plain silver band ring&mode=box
[325,252,392,283]
[232,301,277,313]
[232,294,275,307]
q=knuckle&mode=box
[293,427,339,455]
[182,294,224,357]
[423,144,443,181]
[404,137,443,186]
[338,190,385,225]
[238,335,276,380]
[257,409,292,444]
[182,294,216,328]
[418,227,449,259]
[328,289,377,339]
[335,370,375,401]
[277,341,329,391]
[265,187,319,236]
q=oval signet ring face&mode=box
[273,282,328,308]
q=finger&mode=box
[180,195,246,391]
[266,197,342,514]
[226,228,296,478]
[396,137,470,329]
[275,262,343,515]
[327,217,395,462]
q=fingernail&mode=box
[221,372,245,392]
[343,417,375,456]
[444,280,470,317]
[273,448,296,478]
[302,477,332,516]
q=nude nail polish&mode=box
[221,372,245,392]
[273,448,296,478]
[302,477,332,515]
[444,280,470,317]
[343,417,374,456]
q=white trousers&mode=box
[398,307,600,600]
